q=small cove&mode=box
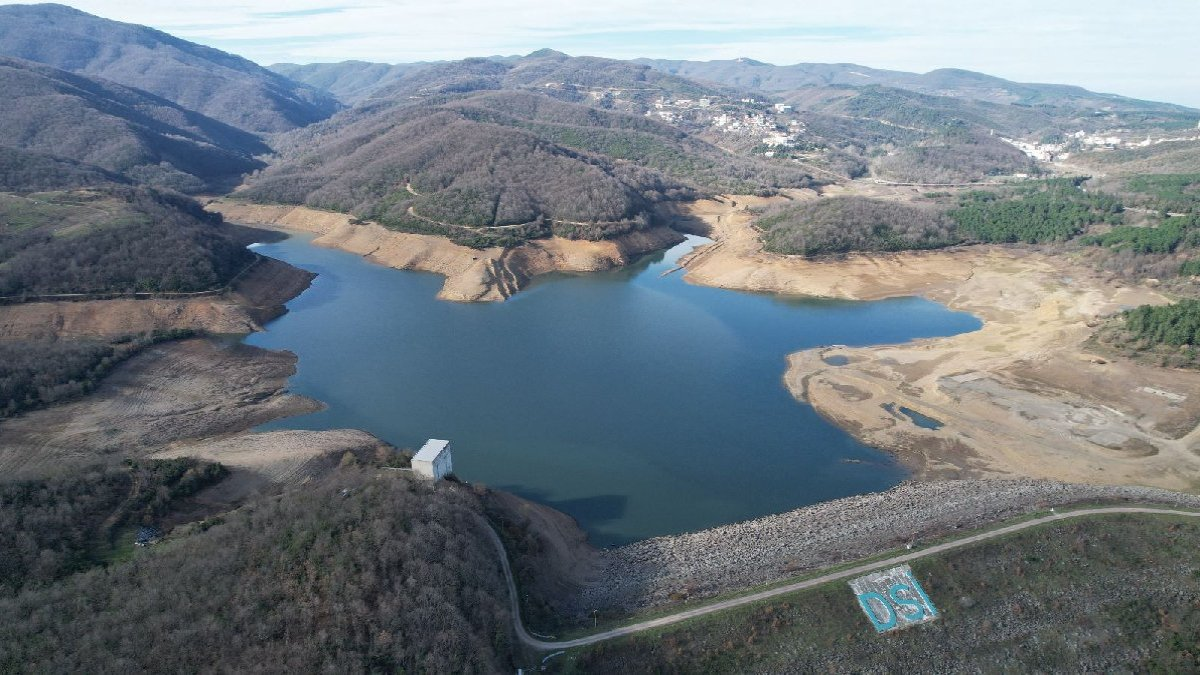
[245,233,981,546]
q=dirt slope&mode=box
[208,200,683,301]
[0,256,313,340]
[0,339,321,477]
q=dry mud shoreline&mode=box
[676,192,1200,492]
[0,338,383,486]
[0,256,313,340]
[207,199,684,302]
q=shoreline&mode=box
[7,214,1200,622]
[208,192,1200,528]
[0,253,314,340]
[206,199,684,302]
[675,193,1200,492]
[0,243,369,491]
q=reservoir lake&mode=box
[246,233,981,546]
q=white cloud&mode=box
[61,0,1200,106]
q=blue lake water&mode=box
[246,233,981,546]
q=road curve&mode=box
[485,506,1200,651]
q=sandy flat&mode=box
[678,189,1200,492]
[154,429,386,486]
[0,339,322,477]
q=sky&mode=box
[65,0,1200,107]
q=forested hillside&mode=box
[1071,141,1200,175]
[0,3,340,133]
[241,90,814,246]
[0,187,255,296]
[785,85,1058,138]
[0,472,517,673]
[0,57,267,192]
[759,197,959,255]
[0,458,226,594]
[873,125,1034,184]
[0,147,126,192]
[269,52,1198,195]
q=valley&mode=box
[2,3,1200,671]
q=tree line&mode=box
[1081,214,1200,254]
[1124,173,1200,215]
[1122,299,1200,348]
[752,180,1141,258]
[758,196,960,256]
[949,178,1124,243]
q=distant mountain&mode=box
[273,50,730,110]
[0,3,340,133]
[0,56,267,192]
[239,89,814,247]
[270,61,420,105]
[782,84,1066,137]
[635,58,1198,114]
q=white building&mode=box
[413,439,453,480]
[763,133,795,147]
[774,103,792,113]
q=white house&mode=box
[413,439,453,480]
[763,133,795,147]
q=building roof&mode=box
[413,438,449,463]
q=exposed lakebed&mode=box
[246,233,981,545]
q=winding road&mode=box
[485,505,1200,651]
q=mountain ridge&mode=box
[270,51,1197,114]
[0,55,268,192]
[634,57,1198,112]
[0,3,341,132]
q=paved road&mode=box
[486,506,1200,651]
